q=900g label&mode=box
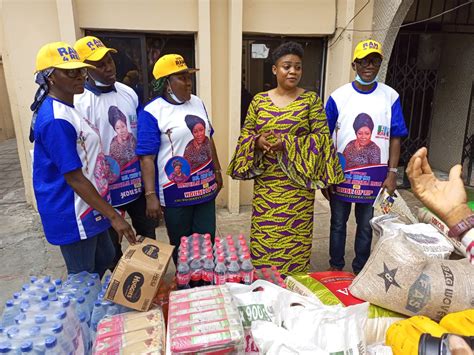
[238,304,271,327]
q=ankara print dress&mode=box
[228,91,344,275]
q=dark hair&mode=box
[272,41,304,64]
[108,106,127,129]
[185,114,206,132]
[353,113,374,132]
[172,159,183,168]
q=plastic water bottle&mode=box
[0,341,14,353]
[213,256,227,285]
[203,233,212,248]
[1,300,17,328]
[201,254,215,286]
[90,301,104,339]
[104,301,120,317]
[78,311,91,353]
[74,297,89,324]
[240,253,254,285]
[178,236,188,254]
[85,281,99,300]
[176,256,191,290]
[80,287,94,313]
[19,340,34,353]
[239,246,250,262]
[43,336,59,354]
[227,247,237,263]
[48,323,74,354]
[201,240,212,256]
[189,253,202,288]
[192,233,201,245]
[227,254,241,283]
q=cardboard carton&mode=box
[105,237,174,311]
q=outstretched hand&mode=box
[406,147,466,223]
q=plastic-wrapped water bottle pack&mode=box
[0,272,131,354]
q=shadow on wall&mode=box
[0,59,15,142]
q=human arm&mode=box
[210,138,223,193]
[382,136,401,194]
[227,96,266,180]
[136,109,162,220]
[406,147,469,229]
[64,169,136,244]
[277,93,344,189]
[139,155,162,220]
[407,147,473,264]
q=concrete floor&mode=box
[0,138,424,307]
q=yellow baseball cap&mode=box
[353,39,383,62]
[35,41,94,73]
[152,54,198,80]
[74,36,117,62]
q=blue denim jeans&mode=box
[60,230,115,278]
[329,197,374,273]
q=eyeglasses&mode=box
[355,57,382,68]
[62,68,87,78]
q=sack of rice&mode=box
[349,233,474,321]
[371,214,454,259]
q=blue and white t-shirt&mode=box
[325,82,408,203]
[136,95,218,207]
[75,82,142,207]
[33,97,111,245]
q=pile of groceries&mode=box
[1,193,473,355]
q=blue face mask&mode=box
[355,74,378,86]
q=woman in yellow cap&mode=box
[30,42,135,278]
[136,54,222,267]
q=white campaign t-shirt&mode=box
[33,97,111,245]
[136,95,218,207]
[325,82,408,203]
[75,82,141,207]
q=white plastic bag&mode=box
[250,287,369,355]
[227,280,321,354]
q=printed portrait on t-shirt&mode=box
[80,117,109,197]
[107,105,137,168]
[182,114,212,171]
[342,113,381,170]
[165,156,190,184]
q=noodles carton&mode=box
[105,237,174,311]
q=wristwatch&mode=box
[448,214,474,240]
[388,167,398,173]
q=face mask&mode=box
[355,74,378,86]
[88,72,111,87]
[167,80,184,104]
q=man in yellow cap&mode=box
[74,36,158,269]
[324,39,408,274]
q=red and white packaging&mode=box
[168,285,244,354]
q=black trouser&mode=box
[109,193,159,269]
[163,199,216,266]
